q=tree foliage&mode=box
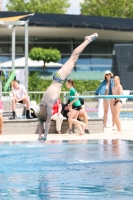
[80,0,133,18]
[29,47,61,67]
[28,72,101,102]
[6,0,70,14]
[28,72,100,92]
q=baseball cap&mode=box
[105,70,111,75]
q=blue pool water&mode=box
[0,140,133,199]
[88,111,133,119]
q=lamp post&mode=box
[25,20,29,92]
[12,25,15,71]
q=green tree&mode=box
[80,0,133,18]
[28,47,61,68]
[6,0,70,14]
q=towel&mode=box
[95,78,114,95]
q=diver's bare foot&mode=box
[85,33,98,42]
[38,135,43,141]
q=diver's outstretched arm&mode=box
[58,33,98,80]
[43,105,53,139]
[38,121,44,139]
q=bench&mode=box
[2,101,26,118]
[49,119,104,134]
[3,118,104,135]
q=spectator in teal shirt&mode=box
[66,79,86,135]
[69,87,81,107]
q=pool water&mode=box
[0,140,133,199]
[88,111,133,119]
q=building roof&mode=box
[0,11,133,32]
[0,13,32,22]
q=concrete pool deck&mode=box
[0,119,133,142]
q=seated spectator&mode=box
[0,112,3,134]
[0,100,3,134]
[62,98,90,134]
[10,80,33,119]
[61,100,71,119]
[51,98,64,134]
[77,98,90,134]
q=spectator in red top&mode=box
[51,98,63,134]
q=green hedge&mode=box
[28,72,101,93]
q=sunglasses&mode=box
[106,73,111,75]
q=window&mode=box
[90,55,112,65]
[76,55,91,65]
[89,41,111,54]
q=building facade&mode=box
[0,12,133,82]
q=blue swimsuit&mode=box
[53,71,67,83]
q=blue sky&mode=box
[66,0,84,14]
[2,0,84,14]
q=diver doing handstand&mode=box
[37,33,98,140]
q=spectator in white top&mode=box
[10,80,33,119]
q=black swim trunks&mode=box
[72,105,81,111]
[18,100,23,104]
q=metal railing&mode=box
[1,91,70,104]
[28,91,69,104]
[82,90,133,112]
[1,91,133,110]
